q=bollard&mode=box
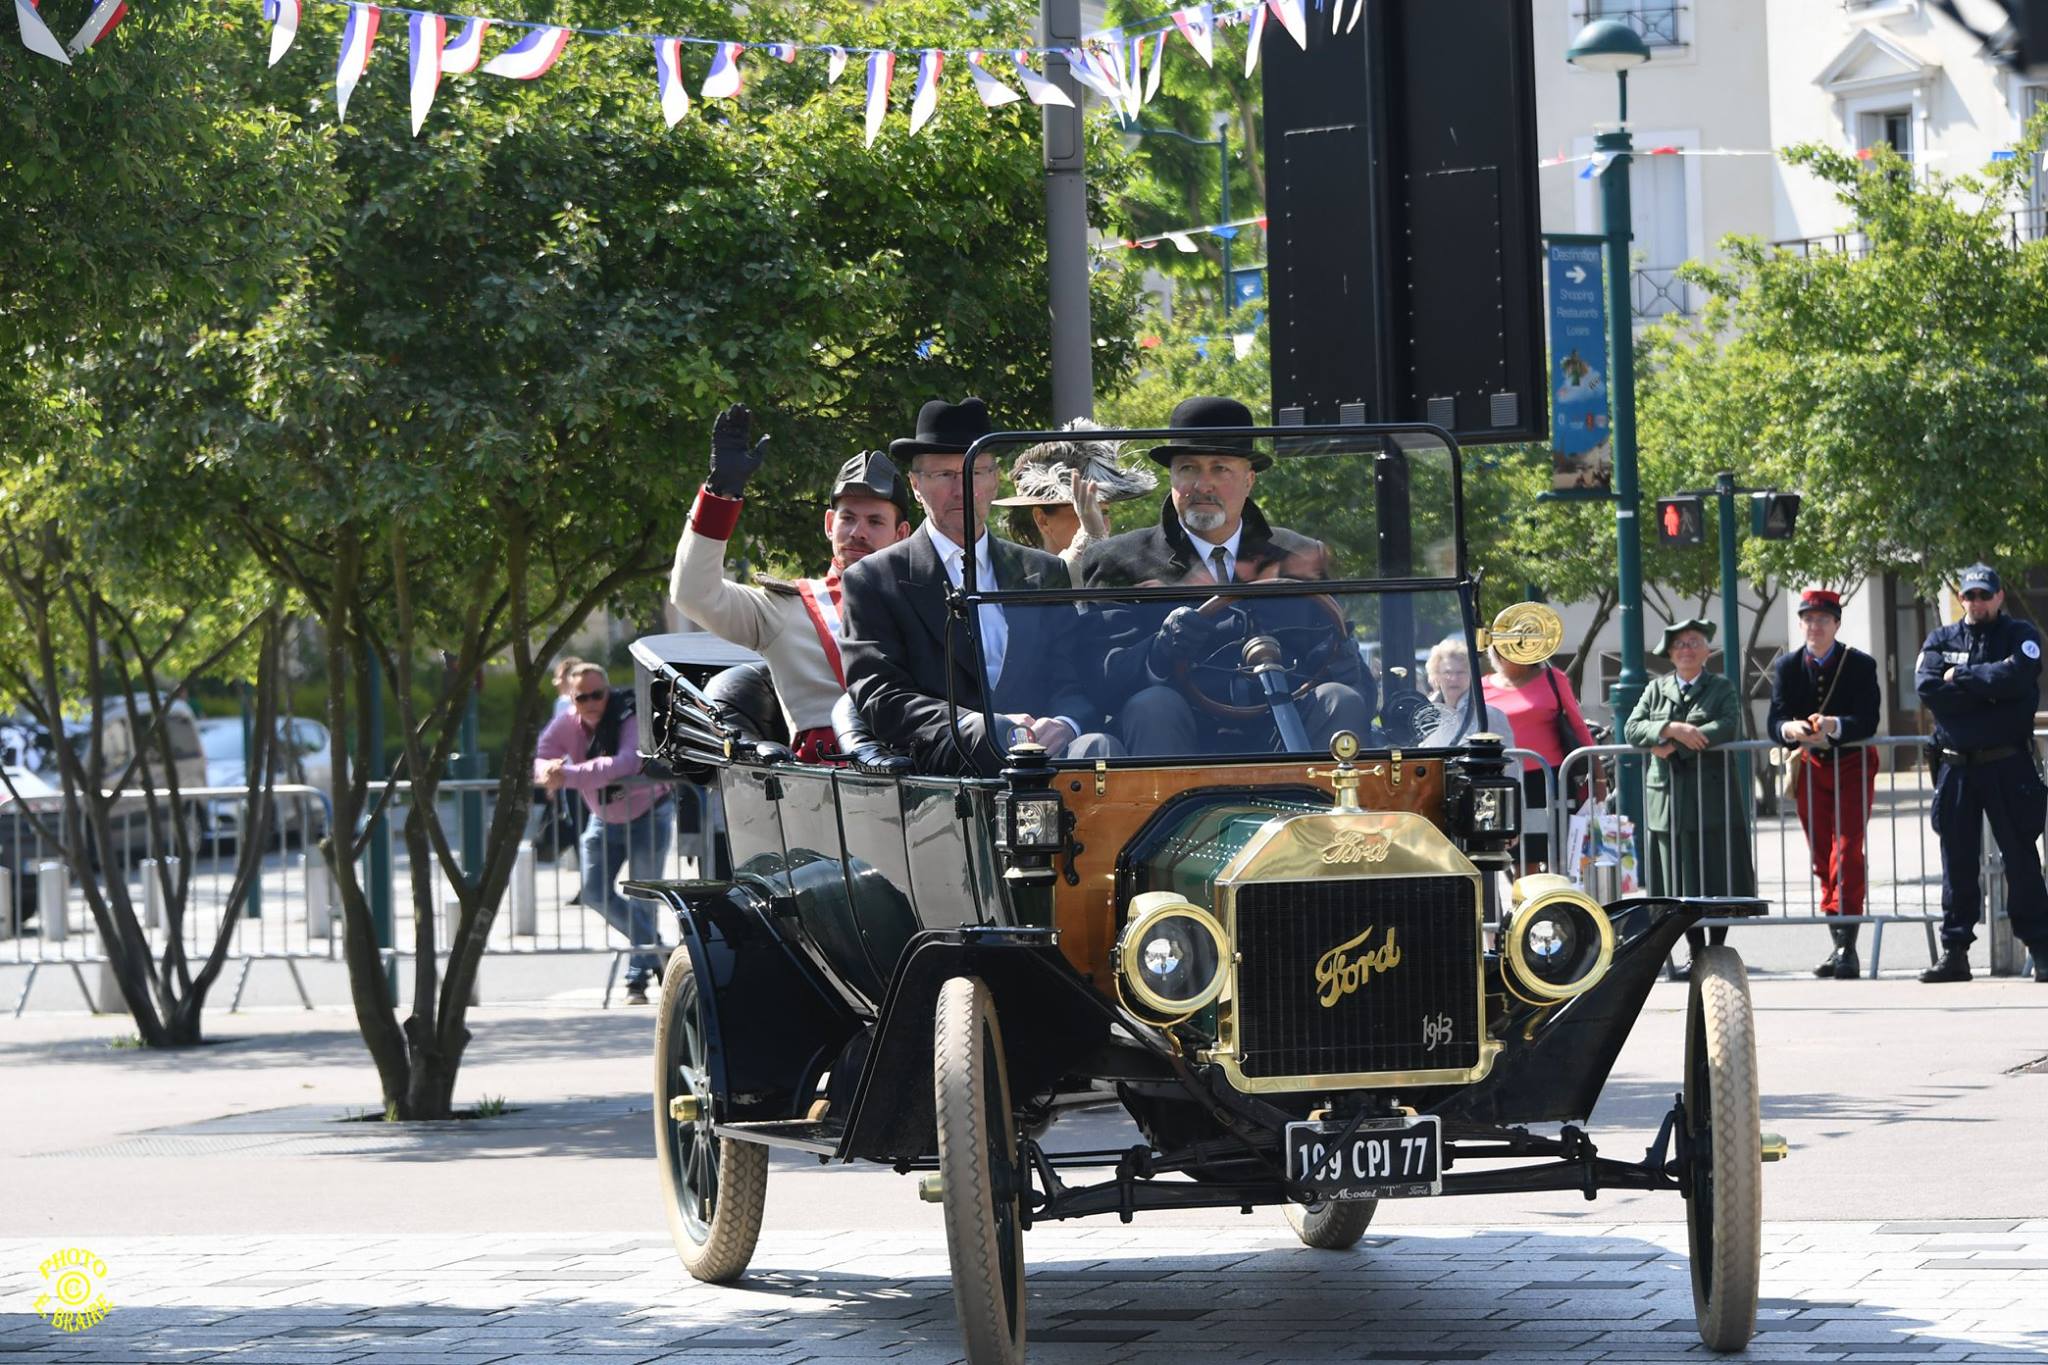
[306,860,335,939]
[512,840,537,937]
[37,860,67,941]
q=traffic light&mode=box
[1656,496,1705,547]
[1750,492,1801,541]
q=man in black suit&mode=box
[840,398,1120,776]
[1767,588,1883,979]
[1079,396,1372,755]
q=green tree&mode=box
[124,0,1140,1116]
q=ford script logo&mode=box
[1320,829,1391,866]
[1314,926,1402,1008]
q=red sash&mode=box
[794,577,846,686]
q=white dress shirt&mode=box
[1189,523,1246,583]
[925,522,1007,688]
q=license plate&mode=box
[1284,1115,1442,1199]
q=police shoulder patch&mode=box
[2025,639,2041,660]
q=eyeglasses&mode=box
[1961,590,1993,602]
[573,688,607,703]
[1669,638,1708,650]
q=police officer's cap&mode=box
[832,451,913,521]
[1959,563,2001,596]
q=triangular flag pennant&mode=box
[1011,50,1073,107]
[701,40,742,98]
[822,44,848,83]
[1097,39,1137,120]
[481,25,568,79]
[334,3,378,121]
[1172,4,1214,66]
[965,51,1021,107]
[1164,232,1198,253]
[1143,31,1166,102]
[407,12,444,135]
[908,49,942,135]
[863,50,894,147]
[15,0,71,64]
[263,0,299,66]
[1065,45,1120,102]
[652,37,691,127]
[1242,2,1266,78]
[440,16,487,73]
[769,41,796,63]
[1267,0,1307,50]
[65,0,126,54]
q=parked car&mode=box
[630,424,1778,1363]
[196,716,333,847]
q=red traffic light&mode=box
[1656,496,1705,547]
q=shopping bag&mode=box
[1569,797,1642,896]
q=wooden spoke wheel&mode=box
[1284,1198,1378,1250]
[934,976,1027,1365]
[1683,946,1761,1352]
[654,945,767,1283]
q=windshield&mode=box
[199,722,243,761]
[946,424,1489,763]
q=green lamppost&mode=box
[1568,17,1652,824]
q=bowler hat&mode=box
[1959,563,2001,595]
[1796,588,1842,618]
[831,450,913,520]
[1147,395,1273,471]
[1655,617,1716,657]
[889,397,993,460]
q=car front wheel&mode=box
[1285,1197,1378,1249]
[1683,945,1761,1352]
[933,975,1026,1365]
[654,944,767,1283]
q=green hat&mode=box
[1656,618,1716,658]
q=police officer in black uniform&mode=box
[1915,563,2048,983]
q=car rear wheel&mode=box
[1684,945,1760,1352]
[654,944,767,1283]
[934,975,1026,1365]
[1284,1198,1378,1249]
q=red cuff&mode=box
[689,486,744,541]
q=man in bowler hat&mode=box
[669,404,914,762]
[1078,396,1371,755]
[1915,563,2048,983]
[1768,589,1883,978]
[839,398,1120,775]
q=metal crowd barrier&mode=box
[1548,734,2048,978]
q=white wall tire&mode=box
[654,945,767,1284]
[1684,945,1761,1352]
[933,976,1026,1365]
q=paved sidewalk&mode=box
[5,1223,2048,1364]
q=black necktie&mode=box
[1210,545,1229,584]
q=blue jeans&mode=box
[579,795,674,985]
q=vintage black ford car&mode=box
[629,424,1777,1363]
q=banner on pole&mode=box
[1544,237,1612,496]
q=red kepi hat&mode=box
[1796,589,1842,618]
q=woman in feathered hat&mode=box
[991,419,1158,582]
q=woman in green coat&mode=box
[1622,619,1757,898]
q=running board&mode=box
[712,1118,844,1155]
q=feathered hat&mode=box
[990,419,1160,508]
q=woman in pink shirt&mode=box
[1483,650,1601,870]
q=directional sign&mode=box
[1545,239,1611,495]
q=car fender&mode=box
[626,877,865,1123]
[836,927,1113,1163]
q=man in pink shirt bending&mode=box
[535,661,672,1004]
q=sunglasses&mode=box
[1961,590,1993,602]
[573,688,607,703]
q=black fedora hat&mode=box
[889,397,994,460]
[1147,395,1271,470]
[831,450,913,520]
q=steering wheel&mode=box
[1168,592,1354,721]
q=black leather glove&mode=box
[706,403,770,498]
[1149,605,1240,675]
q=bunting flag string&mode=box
[652,35,690,127]
[700,39,742,97]
[262,0,298,65]
[439,14,483,72]
[1106,212,1268,252]
[332,2,376,121]
[822,44,847,83]
[406,9,441,133]
[480,23,566,78]
[907,48,941,136]
[1011,49,1073,108]
[1172,4,1213,66]
[862,49,893,148]
[965,50,1020,108]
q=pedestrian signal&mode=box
[1750,491,1801,541]
[1656,496,1705,547]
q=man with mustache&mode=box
[1080,395,1372,755]
[668,404,913,762]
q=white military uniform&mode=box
[667,488,848,744]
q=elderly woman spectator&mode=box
[1623,619,1756,902]
[992,419,1157,581]
[1483,644,1603,870]
[1422,634,1513,747]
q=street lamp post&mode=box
[1119,119,1234,301]
[1568,18,1652,828]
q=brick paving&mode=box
[5,1222,2047,1364]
